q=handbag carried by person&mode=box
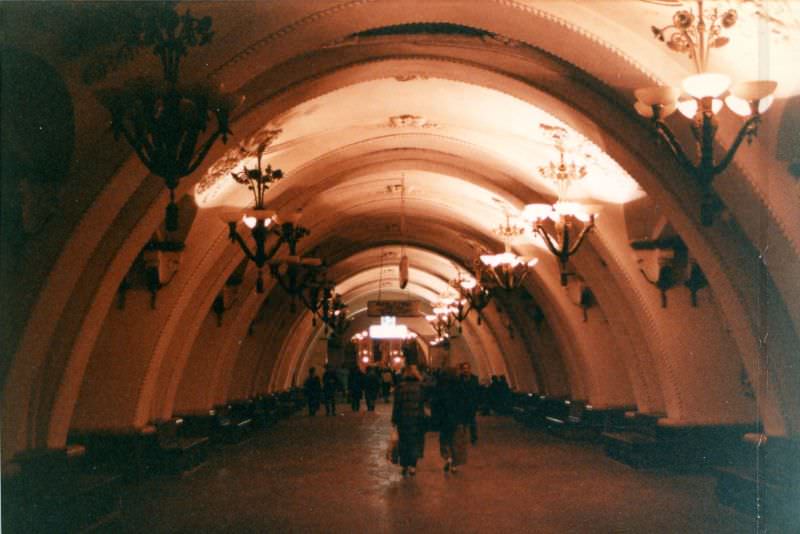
[386,428,399,464]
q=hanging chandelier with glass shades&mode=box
[523,130,596,287]
[223,150,317,294]
[480,214,538,291]
[633,0,777,225]
[97,4,235,233]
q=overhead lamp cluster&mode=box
[97,4,235,233]
[633,0,777,225]
[351,326,417,364]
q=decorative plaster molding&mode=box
[388,114,438,128]
[195,128,282,204]
[394,73,429,82]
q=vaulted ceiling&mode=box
[2,0,799,467]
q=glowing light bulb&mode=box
[242,215,257,229]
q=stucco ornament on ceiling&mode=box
[388,114,438,128]
[195,128,282,205]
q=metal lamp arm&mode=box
[567,218,595,257]
[230,229,256,263]
[639,268,658,287]
[712,114,761,176]
[653,119,699,179]
[535,224,563,258]
[118,125,155,171]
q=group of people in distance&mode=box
[303,360,484,477]
[303,364,396,417]
[391,362,480,476]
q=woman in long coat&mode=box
[391,365,426,476]
[434,367,469,472]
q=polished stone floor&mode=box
[114,403,753,533]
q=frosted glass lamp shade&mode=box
[724,95,752,117]
[634,86,681,107]
[730,80,777,102]
[460,278,477,290]
[726,81,777,115]
[554,201,594,222]
[677,99,698,119]
[682,73,731,99]
[634,86,680,118]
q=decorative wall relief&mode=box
[195,128,282,204]
[388,114,438,128]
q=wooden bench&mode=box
[714,434,799,531]
[512,392,541,427]
[213,404,254,444]
[4,446,122,533]
[155,418,210,473]
[69,426,162,481]
[253,394,279,428]
[276,389,303,417]
[603,414,759,470]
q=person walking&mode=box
[459,362,480,444]
[349,366,365,412]
[391,364,426,476]
[436,367,469,473]
[303,367,322,416]
[364,367,381,412]
[322,364,339,416]
[381,367,393,403]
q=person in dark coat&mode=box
[303,367,322,416]
[391,365,426,476]
[363,367,381,411]
[322,364,339,416]
[459,362,481,443]
[380,368,393,403]
[435,367,471,472]
[349,366,365,412]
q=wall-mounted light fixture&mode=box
[523,133,596,287]
[97,4,235,232]
[480,214,538,290]
[634,0,777,225]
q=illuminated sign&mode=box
[369,316,409,339]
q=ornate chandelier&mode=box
[450,268,492,326]
[97,4,235,232]
[425,300,453,344]
[523,201,596,287]
[633,0,777,225]
[523,135,596,287]
[224,153,314,293]
[323,293,350,337]
[480,215,538,291]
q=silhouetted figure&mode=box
[381,368,393,403]
[434,367,470,473]
[497,375,512,414]
[303,367,322,416]
[364,367,381,411]
[350,367,365,412]
[488,375,501,414]
[459,362,480,443]
[322,364,339,416]
[391,365,426,476]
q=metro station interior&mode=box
[1,1,798,532]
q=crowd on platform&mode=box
[303,360,514,477]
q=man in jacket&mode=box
[459,362,480,444]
